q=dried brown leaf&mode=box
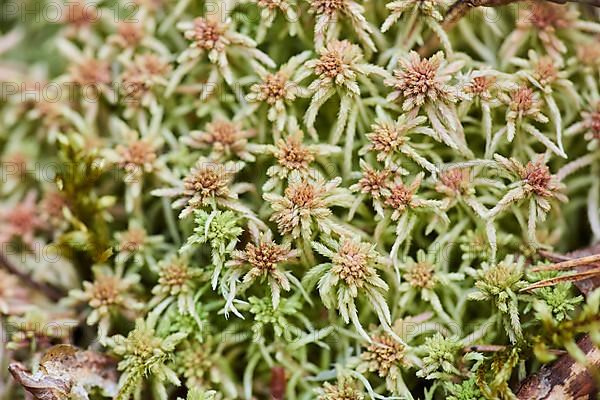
[9,344,118,400]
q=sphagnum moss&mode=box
[1,0,600,399]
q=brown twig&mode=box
[519,252,600,291]
[464,344,508,352]
[521,267,600,291]
[531,253,600,272]
[419,0,600,56]
[537,250,573,262]
[0,251,64,302]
